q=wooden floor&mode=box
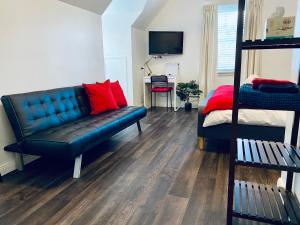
[0,109,279,225]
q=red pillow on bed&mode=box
[83,82,119,115]
[252,78,294,89]
[202,85,233,115]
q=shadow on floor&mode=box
[205,138,230,153]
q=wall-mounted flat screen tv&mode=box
[149,31,184,55]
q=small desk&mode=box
[143,75,179,111]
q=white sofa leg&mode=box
[16,153,24,171]
[73,154,82,179]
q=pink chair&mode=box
[150,75,173,111]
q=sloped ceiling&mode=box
[59,0,112,15]
[104,0,147,15]
[105,0,147,14]
[59,0,168,28]
[133,0,169,29]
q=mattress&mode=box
[203,109,287,128]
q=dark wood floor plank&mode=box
[124,147,185,225]
[168,146,202,199]
[152,195,188,225]
[211,153,228,214]
[102,142,180,225]
[181,177,216,225]
[56,141,168,225]
[1,133,153,225]
[0,109,280,225]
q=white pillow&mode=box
[241,74,260,85]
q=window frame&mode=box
[216,3,239,75]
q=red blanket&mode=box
[252,78,294,89]
[203,85,233,115]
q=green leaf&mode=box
[176,81,202,102]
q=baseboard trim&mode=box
[0,155,40,176]
[0,160,16,176]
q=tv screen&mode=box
[149,31,184,55]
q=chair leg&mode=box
[166,91,168,111]
[137,121,142,133]
[155,92,156,109]
[170,90,173,109]
[73,154,82,178]
[150,91,153,111]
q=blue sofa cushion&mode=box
[20,106,147,159]
[1,86,90,140]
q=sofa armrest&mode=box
[197,90,215,137]
[4,142,23,153]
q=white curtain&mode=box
[242,0,263,79]
[200,5,217,96]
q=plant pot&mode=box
[185,102,192,111]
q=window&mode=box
[217,4,238,73]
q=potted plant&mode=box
[176,81,202,111]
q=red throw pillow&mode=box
[82,82,119,115]
[252,78,294,89]
[97,80,128,107]
[202,85,234,115]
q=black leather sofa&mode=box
[1,86,147,178]
[197,90,285,151]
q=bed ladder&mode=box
[226,0,300,224]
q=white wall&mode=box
[131,0,170,106]
[0,0,106,175]
[133,0,170,29]
[260,0,297,80]
[144,0,297,108]
[216,0,297,84]
[102,0,147,106]
[102,0,172,107]
[146,0,239,90]
[144,0,204,107]
[146,0,203,84]
[102,13,136,103]
[278,0,300,201]
[132,28,147,106]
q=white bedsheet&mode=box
[203,109,287,127]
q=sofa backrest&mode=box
[1,86,90,141]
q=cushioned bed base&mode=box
[198,90,285,149]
